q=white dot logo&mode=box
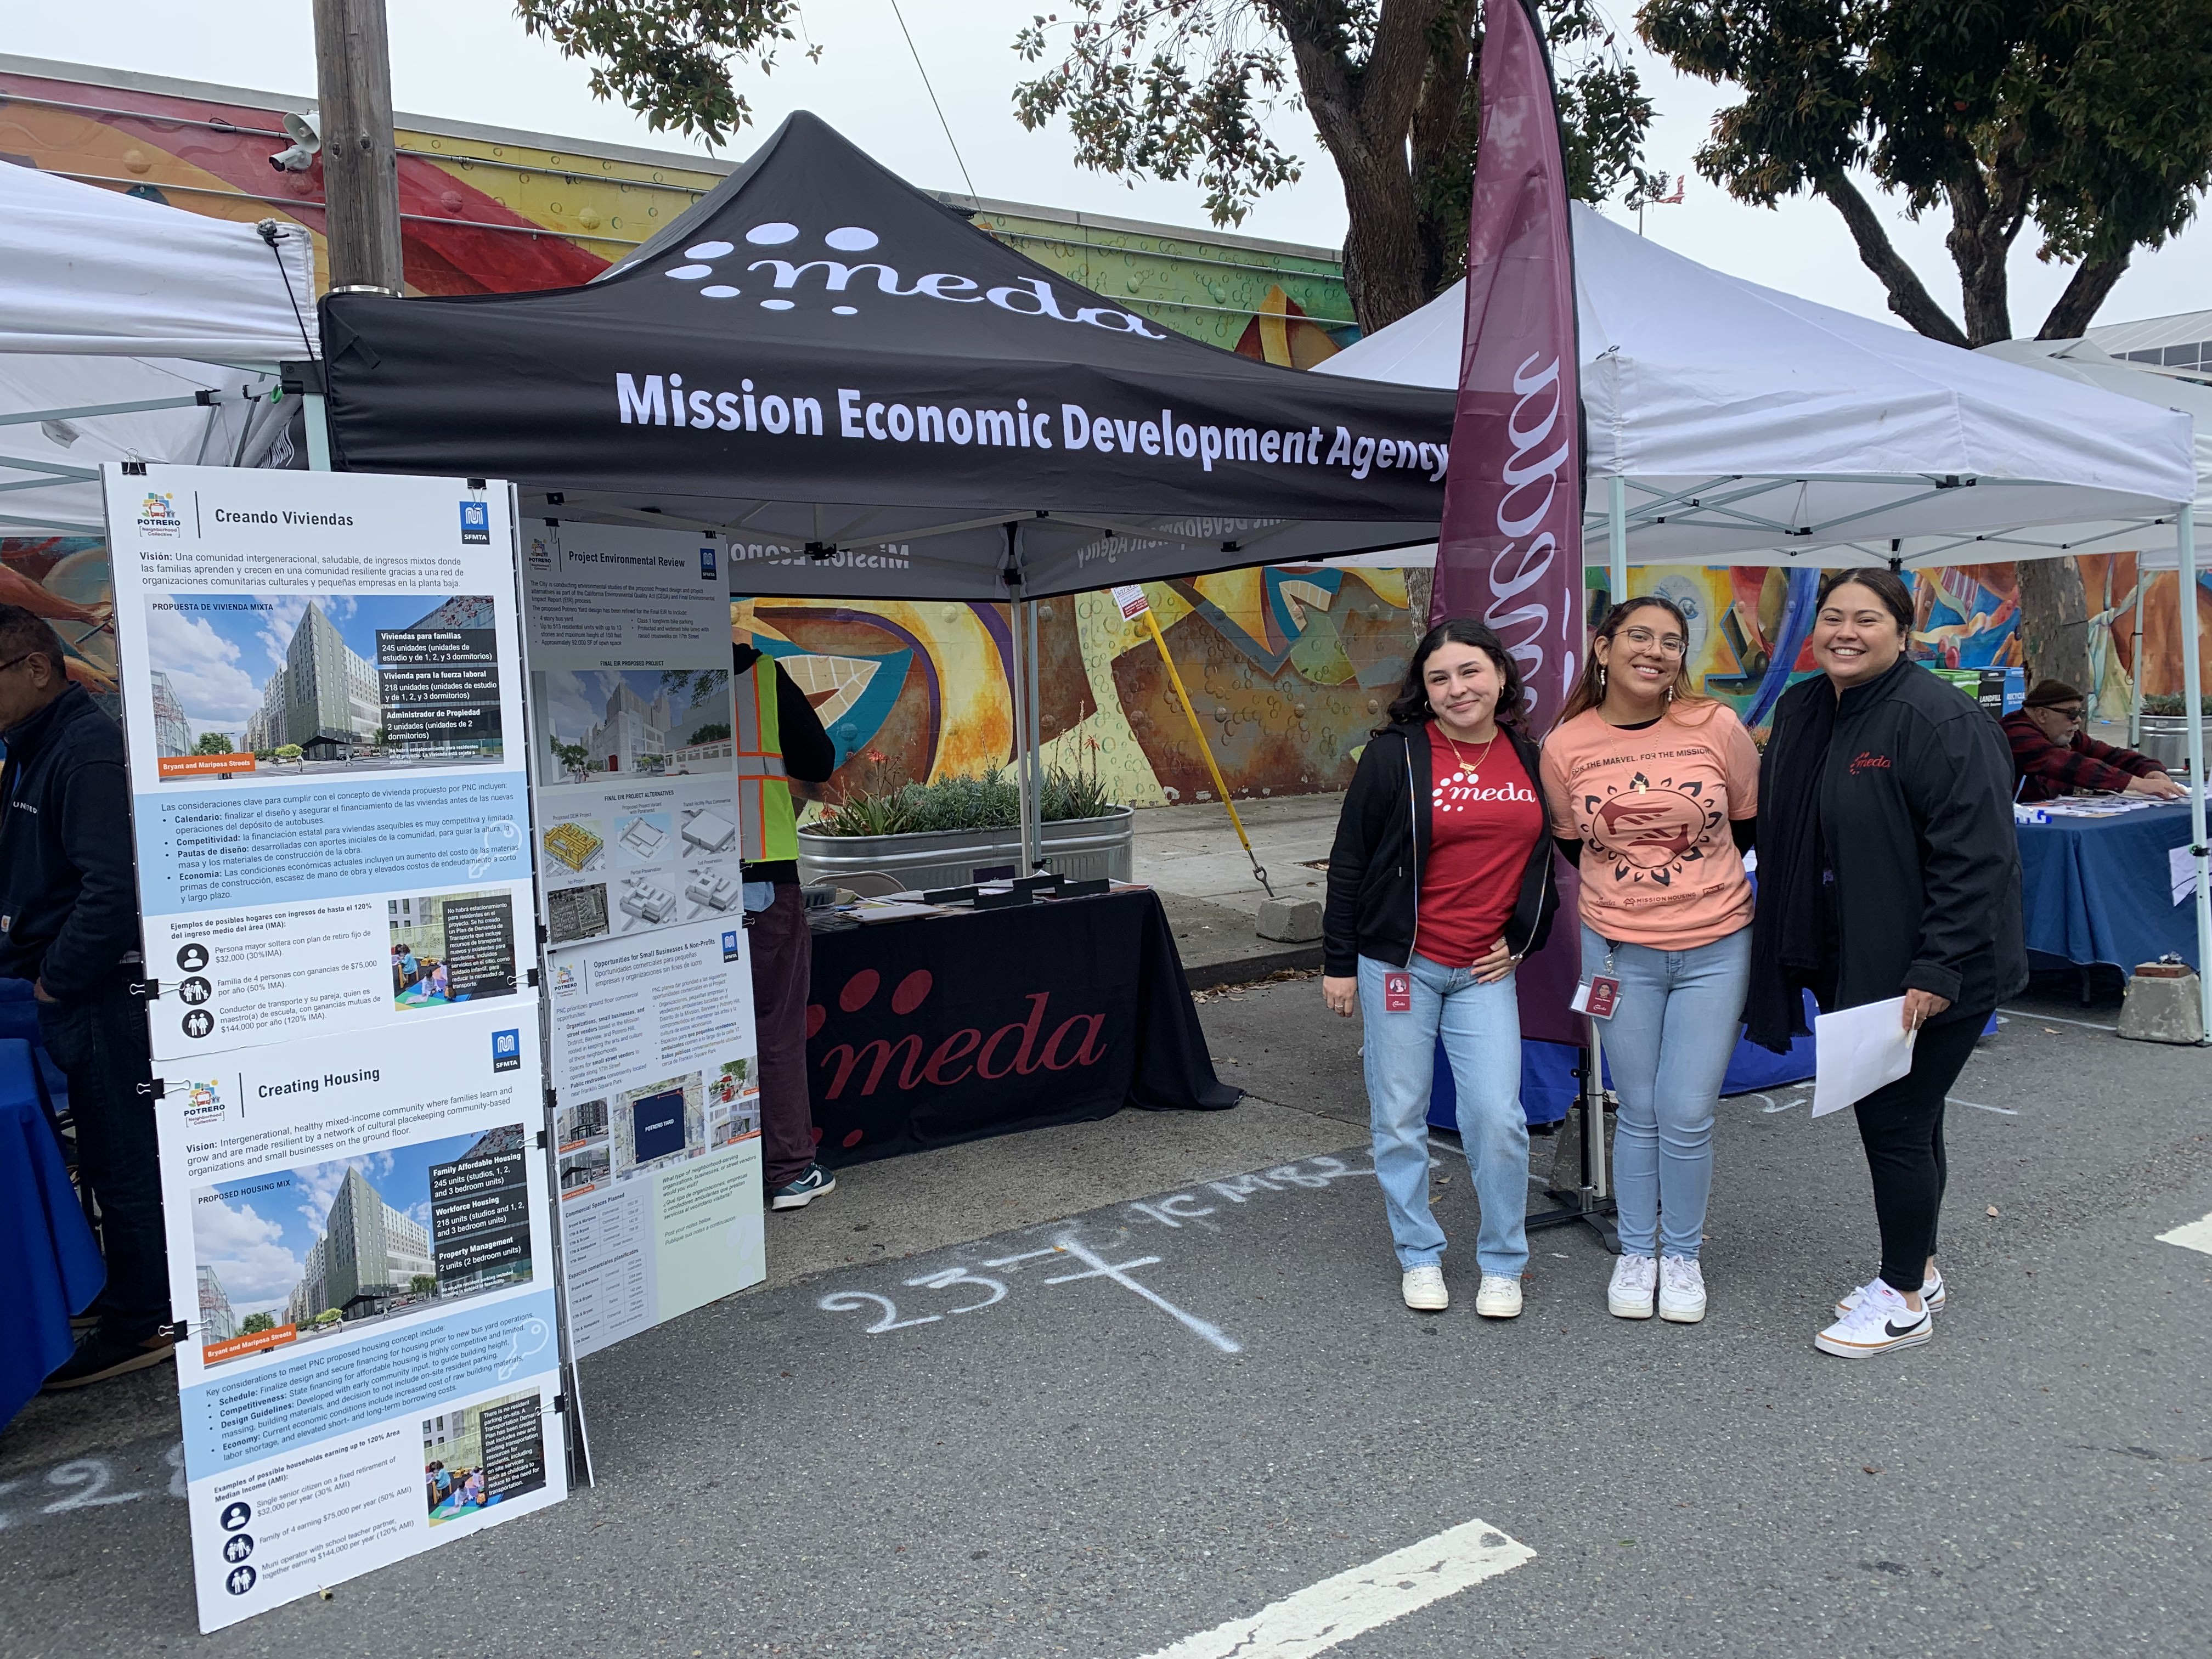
[701,285,741,299]
[665,264,714,280]
[664,222,884,318]
[746,222,800,245]
[824,226,878,251]
[761,300,794,311]
[685,240,735,259]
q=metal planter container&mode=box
[797,805,1135,891]
[2137,716,2195,776]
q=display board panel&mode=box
[522,521,763,1359]
[104,465,565,1633]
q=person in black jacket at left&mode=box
[0,604,172,1390]
[1322,618,1560,1318]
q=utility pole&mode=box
[312,0,405,295]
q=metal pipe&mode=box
[2176,505,2210,1041]
[1025,597,1045,870]
[1607,473,1628,610]
[2131,565,2147,747]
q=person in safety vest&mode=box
[733,634,839,1209]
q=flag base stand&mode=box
[1523,1026,1620,1252]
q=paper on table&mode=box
[2173,844,2202,907]
[1810,997,1918,1119]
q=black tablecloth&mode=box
[808,889,1239,1166]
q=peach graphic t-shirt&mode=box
[1538,703,1759,949]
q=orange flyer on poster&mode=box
[156,752,256,779]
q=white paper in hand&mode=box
[1811,997,1918,1118]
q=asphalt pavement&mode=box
[4,975,2208,1658]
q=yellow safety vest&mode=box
[733,658,798,863]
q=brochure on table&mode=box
[103,464,565,1633]
[522,520,764,1359]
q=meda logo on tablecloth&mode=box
[138,490,184,538]
[658,219,1165,336]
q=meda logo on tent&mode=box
[662,220,1166,336]
[138,490,184,538]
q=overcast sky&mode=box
[10,1,2205,332]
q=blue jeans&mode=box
[1358,953,1528,1277]
[1581,923,1751,1261]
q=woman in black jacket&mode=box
[1322,619,1560,1317]
[1748,571,2026,1359]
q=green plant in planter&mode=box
[2141,694,2212,717]
[813,743,1121,837]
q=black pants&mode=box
[37,981,170,1331]
[747,883,818,1190]
[1851,1009,1988,1295]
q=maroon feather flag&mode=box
[1439,0,1588,1043]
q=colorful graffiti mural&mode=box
[1,537,117,717]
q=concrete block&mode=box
[2117,967,2206,1045]
[1255,896,1322,943]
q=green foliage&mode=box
[514,1,819,145]
[239,1312,275,1334]
[687,721,733,743]
[274,744,303,761]
[409,1274,439,1296]
[191,731,234,755]
[1639,0,2212,343]
[812,759,1121,838]
[661,666,730,708]
[2141,693,2212,716]
[1012,0,1654,328]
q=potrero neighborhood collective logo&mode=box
[138,490,184,538]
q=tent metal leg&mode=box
[1025,598,1045,869]
[1523,1019,1620,1252]
[304,391,333,471]
[2131,569,2147,747]
[1008,595,1036,873]
[2176,505,2210,1043]
[1607,475,1628,611]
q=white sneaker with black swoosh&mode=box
[1837,1266,1945,1319]
[1813,1278,1933,1358]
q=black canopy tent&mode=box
[316,110,1456,603]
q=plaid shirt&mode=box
[2000,709,2163,801]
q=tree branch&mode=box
[1816,171,1969,348]
[2039,252,2132,341]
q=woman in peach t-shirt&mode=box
[1539,596,1758,1327]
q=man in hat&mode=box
[2001,679,2186,802]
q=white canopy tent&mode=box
[0,160,319,537]
[1317,205,2207,1035]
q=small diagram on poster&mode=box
[388,889,520,1009]
[142,592,504,782]
[423,1389,550,1526]
[531,667,731,785]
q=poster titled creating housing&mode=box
[522,520,764,1358]
[103,465,565,1633]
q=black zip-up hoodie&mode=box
[0,685,142,1000]
[1746,657,2027,1049]
[1322,719,1560,978]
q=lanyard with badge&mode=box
[1571,941,1621,1020]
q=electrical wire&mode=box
[887,0,978,200]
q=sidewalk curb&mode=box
[1183,943,1323,990]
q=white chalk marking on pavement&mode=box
[1046,1234,1242,1354]
[1948,1097,2019,1116]
[1997,1007,2117,1032]
[2155,1212,2212,1256]
[1133,1519,1534,1659]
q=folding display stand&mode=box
[1523,1016,1620,1252]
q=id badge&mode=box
[1571,974,1621,1019]
[1383,971,1413,1013]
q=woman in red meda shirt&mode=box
[1539,596,1759,1325]
[1321,619,1560,1316]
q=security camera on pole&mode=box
[309,0,404,296]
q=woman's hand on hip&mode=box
[1901,988,1951,1030]
[1322,975,1358,1017]
[1471,939,1516,984]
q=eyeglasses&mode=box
[0,653,40,675]
[2045,704,2086,723]
[1616,627,1687,658]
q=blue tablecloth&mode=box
[1,1037,105,1426]
[2017,802,2200,970]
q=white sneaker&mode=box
[1658,1255,1706,1324]
[1837,1267,1945,1318]
[1607,1254,1657,1319]
[1401,1263,1448,1312]
[1813,1278,1933,1358]
[1475,1275,1523,1319]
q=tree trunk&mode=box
[2039,253,2131,341]
[2017,557,2093,692]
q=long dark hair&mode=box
[1556,595,1712,725]
[1383,618,1526,731]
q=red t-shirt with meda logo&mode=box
[1417,725,1544,968]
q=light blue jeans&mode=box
[1358,953,1529,1278]
[1580,923,1752,1261]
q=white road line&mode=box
[1997,1007,2118,1032]
[1948,1097,2020,1116]
[1132,1519,1534,1659]
[2155,1212,2212,1256]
